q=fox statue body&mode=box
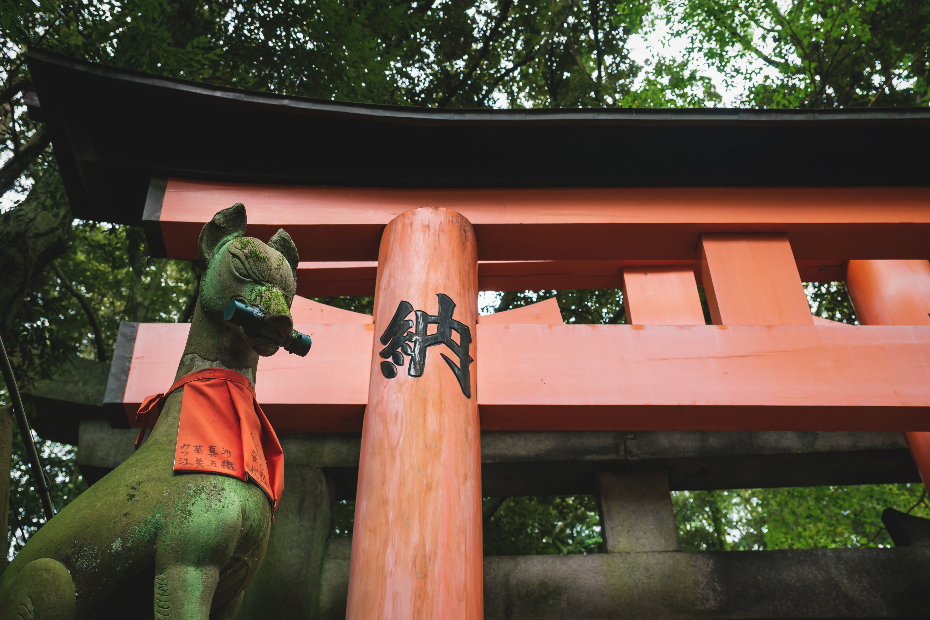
[0,204,298,620]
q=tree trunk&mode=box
[0,169,72,339]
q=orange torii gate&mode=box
[107,179,930,620]
[26,49,930,619]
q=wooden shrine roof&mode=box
[26,48,930,231]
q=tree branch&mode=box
[869,33,930,107]
[477,0,577,105]
[52,262,107,363]
[0,129,50,197]
[437,0,514,107]
[0,58,30,109]
[0,168,72,339]
[717,20,788,71]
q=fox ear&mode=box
[198,203,247,270]
[267,228,299,280]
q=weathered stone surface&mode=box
[276,433,362,468]
[323,430,917,500]
[76,425,919,497]
[482,548,930,619]
[597,471,679,553]
[75,418,136,484]
[482,431,626,462]
[318,539,352,620]
[317,544,930,619]
[630,430,918,490]
[20,357,109,444]
[237,464,333,620]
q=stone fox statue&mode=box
[0,204,299,620]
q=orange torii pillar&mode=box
[846,260,930,486]
[346,207,482,620]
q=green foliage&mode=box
[330,499,355,538]
[663,0,930,108]
[311,296,374,316]
[7,224,195,385]
[805,281,859,323]
[674,484,929,551]
[4,413,87,561]
[483,495,602,555]
[487,289,626,324]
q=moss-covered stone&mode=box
[0,204,301,619]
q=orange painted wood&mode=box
[295,259,844,297]
[478,298,562,325]
[158,179,930,262]
[289,295,372,324]
[123,322,372,433]
[845,260,930,485]
[119,322,930,432]
[622,266,705,325]
[347,208,482,620]
[812,316,852,326]
[477,324,930,431]
[846,260,930,327]
[701,233,813,326]
[122,297,373,432]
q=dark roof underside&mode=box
[26,49,930,226]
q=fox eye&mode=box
[231,256,251,280]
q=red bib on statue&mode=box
[135,368,283,514]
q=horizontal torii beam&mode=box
[106,321,930,433]
[147,179,930,262]
[294,259,846,297]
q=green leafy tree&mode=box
[674,484,929,551]
[663,0,930,108]
[483,495,602,555]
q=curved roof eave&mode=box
[24,48,930,228]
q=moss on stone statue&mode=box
[0,205,300,617]
[247,285,290,317]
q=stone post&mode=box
[235,463,333,620]
[597,471,680,553]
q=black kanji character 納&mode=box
[378,294,473,397]
[378,300,414,379]
[220,460,236,471]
